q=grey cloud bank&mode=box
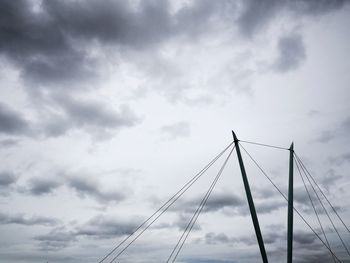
[1,0,347,87]
[0,212,59,226]
[0,102,30,135]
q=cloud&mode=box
[318,169,343,191]
[204,232,233,245]
[203,229,285,246]
[316,116,350,143]
[316,130,335,143]
[0,102,30,135]
[329,152,350,166]
[173,213,201,231]
[67,175,127,203]
[34,227,77,251]
[237,0,349,38]
[253,187,278,199]
[292,185,343,215]
[0,171,18,196]
[0,0,173,87]
[292,231,335,263]
[0,212,59,226]
[290,0,349,16]
[75,215,140,239]
[294,230,317,244]
[160,121,191,140]
[34,214,140,250]
[237,0,284,37]
[0,0,97,88]
[0,95,140,140]
[0,138,20,147]
[170,190,286,218]
[171,192,245,214]
[255,200,286,214]
[203,228,321,252]
[23,171,129,203]
[273,34,306,72]
[1,0,348,90]
[0,171,17,186]
[41,95,140,139]
[27,177,63,195]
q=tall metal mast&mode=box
[287,143,294,263]
[232,131,268,263]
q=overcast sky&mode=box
[1,0,350,262]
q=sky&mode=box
[1,0,350,262]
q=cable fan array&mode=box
[96,137,350,263]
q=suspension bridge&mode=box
[96,131,350,262]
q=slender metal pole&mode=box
[287,143,294,263]
[232,131,268,263]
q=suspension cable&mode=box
[294,153,350,235]
[239,143,342,263]
[168,146,235,262]
[294,157,336,263]
[103,142,234,263]
[294,154,350,257]
[239,139,289,151]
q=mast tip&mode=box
[232,131,238,142]
[289,142,294,151]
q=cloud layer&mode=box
[1,1,350,263]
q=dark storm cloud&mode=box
[23,172,129,203]
[173,213,201,231]
[0,252,76,263]
[255,200,286,214]
[0,138,20,147]
[204,232,233,245]
[237,0,349,38]
[204,229,285,246]
[291,0,349,16]
[0,102,30,135]
[294,230,317,244]
[75,215,140,239]
[0,0,97,87]
[41,95,140,138]
[0,95,140,139]
[292,231,335,263]
[27,177,62,195]
[253,187,278,199]
[273,34,306,72]
[0,171,17,186]
[0,212,59,226]
[203,229,321,252]
[0,0,173,87]
[57,96,138,131]
[35,214,140,250]
[264,229,335,263]
[195,192,245,213]
[237,0,284,37]
[34,227,77,251]
[171,192,245,214]
[293,185,343,215]
[0,171,17,196]
[1,0,348,89]
[170,191,286,217]
[293,186,321,212]
[67,175,126,203]
[160,121,191,140]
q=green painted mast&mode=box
[287,143,294,263]
[232,131,268,263]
